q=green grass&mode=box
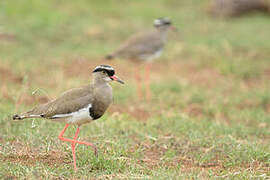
[0,0,270,179]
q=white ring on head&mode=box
[154,17,171,26]
[154,19,162,26]
[94,65,114,71]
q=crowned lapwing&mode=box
[13,65,124,171]
[106,17,175,100]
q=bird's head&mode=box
[153,17,177,31]
[92,65,125,84]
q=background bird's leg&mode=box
[135,66,142,99]
[145,63,152,100]
[71,127,80,171]
[58,124,98,166]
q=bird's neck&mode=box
[92,80,110,90]
[93,77,106,85]
[92,82,113,105]
[155,27,169,41]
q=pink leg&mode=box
[145,63,151,100]
[71,127,80,171]
[58,124,98,170]
[135,67,142,99]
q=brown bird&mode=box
[209,0,270,18]
[13,65,124,171]
[106,17,175,100]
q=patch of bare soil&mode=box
[141,146,270,174]
[57,57,98,78]
[0,67,23,84]
[135,60,223,89]
[137,141,166,168]
[0,150,70,167]
[237,98,270,113]
[15,93,50,106]
[109,103,151,121]
[2,85,50,112]
[134,137,270,175]
[135,140,199,171]
[182,104,205,118]
[0,33,16,41]
[181,104,230,123]
[1,175,17,180]
[177,62,222,88]
[264,67,270,76]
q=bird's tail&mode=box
[12,111,43,120]
[105,54,114,60]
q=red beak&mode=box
[110,75,125,84]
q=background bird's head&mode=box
[153,17,177,31]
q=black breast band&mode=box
[89,107,102,120]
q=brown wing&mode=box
[26,85,94,118]
[113,29,164,59]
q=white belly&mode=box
[50,104,93,125]
[139,49,163,61]
[66,107,93,124]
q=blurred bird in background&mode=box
[208,0,270,17]
[106,17,176,100]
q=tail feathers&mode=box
[105,54,114,60]
[12,113,43,120]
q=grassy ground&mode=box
[0,0,270,179]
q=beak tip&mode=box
[118,80,125,84]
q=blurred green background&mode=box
[0,0,269,179]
